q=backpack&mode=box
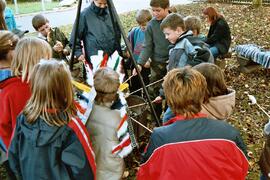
[186,36,214,66]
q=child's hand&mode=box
[53,41,64,52]
[76,54,85,62]
[144,60,151,68]
[153,96,163,104]
[132,64,142,76]
[63,49,70,56]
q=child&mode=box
[138,67,248,179]
[163,63,235,123]
[32,14,70,60]
[133,0,170,119]
[202,7,231,58]
[184,15,203,37]
[0,30,18,180]
[0,37,52,150]
[128,9,152,95]
[70,0,122,63]
[86,67,124,179]
[8,60,95,179]
[259,121,270,180]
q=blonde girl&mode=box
[8,60,95,179]
[0,37,52,149]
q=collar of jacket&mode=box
[90,2,108,16]
[163,112,207,126]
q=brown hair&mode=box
[160,13,185,31]
[150,0,169,9]
[193,63,228,102]
[32,14,49,30]
[136,9,152,25]
[163,67,207,118]
[184,16,201,35]
[0,0,7,30]
[23,60,76,126]
[11,37,52,82]
[0,31,19,60]
[94,67,120,105]
[169,5,177,13]
[202,7,223,24]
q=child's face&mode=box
[163,27,183,44]
[151,6,169,21]
[37,22,51,37]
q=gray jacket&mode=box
[138,18,170,65]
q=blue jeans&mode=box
[210,46,219,58]
[260,173,268,180]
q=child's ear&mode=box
[176,27,183,35]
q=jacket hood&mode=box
[19,114,68,147]
[201,88,236,120]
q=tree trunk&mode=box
[252,0,262,7]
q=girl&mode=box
[86,67,124,180]
[0,37,52,150]
[202,7,231,58]
[8,60,95,179]
[0,30,19,179]
[163,63,235,123]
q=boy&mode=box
[32,14,70,60]
[133,0,170,119]
[128,9,152,95]
[137,67,248,179]
[184,15,201,37]
[69,0,122,63]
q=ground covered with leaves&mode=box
[1,2,269,180]
[121,3,270,180]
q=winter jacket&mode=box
[70,2,121,63]
[47,27,71,60]
[167,30,196,70]
[0,76,31,149]
[206,17,231,55]
[139,114,248,180]
[8,114,95,180]
[138,18,170,65]
[86,102,124,180]
[201,88,235,120]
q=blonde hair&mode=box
[0,0,7,30]
[0,31,19,60]
[11,37,52,82]
[23,60,76,126]
[94,67,120,105]
[184,16,201,35]
[163,67,207,118]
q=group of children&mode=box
[0,0,269,179]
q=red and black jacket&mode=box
[138,114,248,180]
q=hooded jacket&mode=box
[8,114,95,180]
[0,76,31,149]
[201,88,235,120]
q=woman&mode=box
[203,7,231,58]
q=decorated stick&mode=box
[247,94,270,119]
[107,0,160,126]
